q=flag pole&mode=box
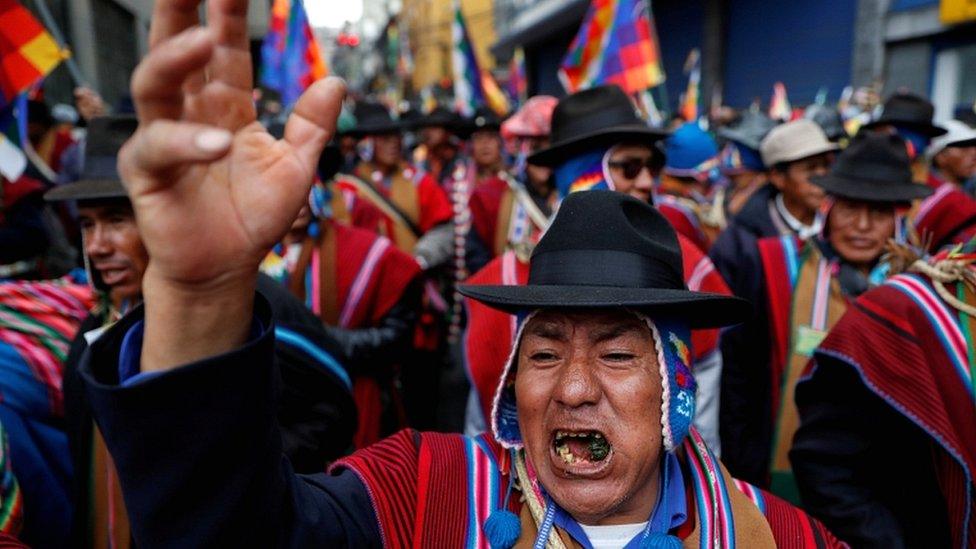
[646,0,670,119]
[31,0,89,89]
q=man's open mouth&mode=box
[552,430,612,465]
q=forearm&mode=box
[140,268,254,372]
[82,299,380,547]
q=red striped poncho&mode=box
[802,271,976,547]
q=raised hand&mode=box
[73,87,106,121]
[118,0,345,371]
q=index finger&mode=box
[149,0,201,48]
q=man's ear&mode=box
[768,168,787,192]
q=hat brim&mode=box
[458,284,750,329]
[44,179,128,202]
[862,119,948,137]
[413,116,462,130]
[716,127,762,151]
[766,141,840,166]
[946,136,976,149]
[468,123,502,133]
[528,125,670,167]
[810,174,934,202]
[346,123,404,138]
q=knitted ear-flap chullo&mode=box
[490,310,696,452]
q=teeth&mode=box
[556,444,576,464]
[554,430,604,439]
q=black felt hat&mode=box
[465,106,503,133]
[717,111,777,150]
[803,105,847,142]
[347,102,402,137]
[413,106,464,131]
[459,190,749,328]
[862,92,947,137]
[45,116,135,202]
[528,85,669,167]
[810,132,933,202]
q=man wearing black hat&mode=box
[45,116,357,548]
[345,102,454,270]
[466,107,506,177]
[459,86,735,448]
[862,92,946,182]
[70,4,842,546]
[791,188,976,548]
[717,112,777,216]
[459,106,513,276]
[413,105,467,190]
[462,85,734,453]
[803,105,847,144]
[719,132,932,499]
[344,102,456,431]
[262,153,423,450]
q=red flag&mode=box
[0,0,68,109]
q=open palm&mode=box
[118,0,344,287]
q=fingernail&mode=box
[195,129,232,153]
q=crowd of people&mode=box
[1,1,976,547]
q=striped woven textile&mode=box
[333,428,842,547]
[0,422,22,536]
[0,277,93,417]
[808,272,976,548]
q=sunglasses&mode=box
[607,157,656,179]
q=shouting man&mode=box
[78,2,842,547]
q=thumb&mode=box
[284,77,347,175]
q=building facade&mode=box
[491,0,863,111]
[490,0,976,119]
[883,0,976,120]
[400,0,498,90]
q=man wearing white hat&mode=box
[709,120,838,485]
[925,119,976,193]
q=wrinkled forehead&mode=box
[519,308,655,346]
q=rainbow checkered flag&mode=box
[260,0,328,108]
[451,2,485,117]
[559,0,665,94]
[0,0,68,111]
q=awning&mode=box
[491,0,589,60]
